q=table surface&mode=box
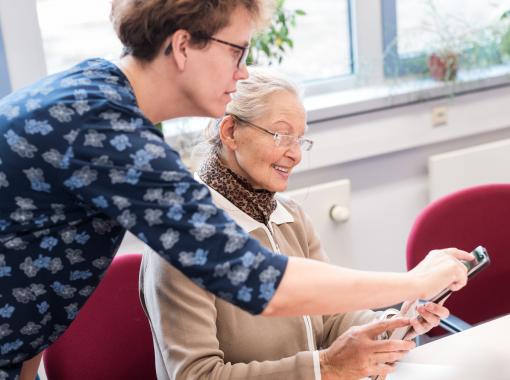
[387,314,510,380]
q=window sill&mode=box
[163,65,510,173]
[305,64,510,124]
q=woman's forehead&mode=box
[263,101,306,132]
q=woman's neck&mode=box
[198,153,277,225]
[117,55,196,123]
[218,150,261,190]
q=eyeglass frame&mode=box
[164,35,249,69]
[229,114,314,151]
[208,37,249,68]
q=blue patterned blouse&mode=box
[0,58,287,375]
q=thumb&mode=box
[364,317,411,338]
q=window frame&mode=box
[303,0,387,95]
[2,0,510,119]
[295,0,356,95]
[0,24,12,98]
[381,0,430,77]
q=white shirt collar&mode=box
[194,173,294,232]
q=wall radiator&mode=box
[285,179,352,266]
[429,138,510,201]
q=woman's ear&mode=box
[166,30,190,71]
[219,115,238,151]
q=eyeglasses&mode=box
[163,34,249,68]
[209,37,249,69]
[230,114,314,151]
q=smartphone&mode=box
[429,245,491,303]
[385,246,491,342]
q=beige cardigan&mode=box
[140,185,383,380]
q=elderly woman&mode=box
[140,68,451,380]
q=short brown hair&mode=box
[111,0,274,61]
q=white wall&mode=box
[289,86,510,272]
[0,0,46,92]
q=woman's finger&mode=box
[374,351,409,365]
[422,302,449,318]
[417,308,440,324]
[372,338,416,352]
[364,317,411,338]
[445,248,475,262]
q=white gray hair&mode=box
[206,67,302,154]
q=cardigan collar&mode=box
[194,173,294,232]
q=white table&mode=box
[388,314,510,379]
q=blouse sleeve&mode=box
[63,103,287,315]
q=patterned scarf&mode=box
[198,154,277,225]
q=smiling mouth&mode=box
[272,164,290,174]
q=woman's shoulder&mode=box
[274,194,306,222]
[26,58,142,119]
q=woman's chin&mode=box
[267,181,288,193]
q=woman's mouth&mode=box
[272,164,290,178]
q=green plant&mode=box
[154,122,163,133]
[501,10,510,58]
[247,0,305,65]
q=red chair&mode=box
[43,254,156,380]
[406,183,510,335]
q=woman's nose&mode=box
[285,142,302,163]
[235,63,249,80]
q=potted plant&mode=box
[419,1,507,82]
[420,1,465,82]
[247,0,305,65]
[427,51,459,81]
[500,10,510,59]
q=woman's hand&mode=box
[408,248,474,300]
[320,318,416,380]
[400,300,449,340]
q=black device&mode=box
[429,245,491,303]
[386,246,491,342]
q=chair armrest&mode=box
[439,314,473,333]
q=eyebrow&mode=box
[271,119,307,134]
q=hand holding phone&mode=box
[373,246,490,380]
[429,245,490,303]
[390,246,490,341]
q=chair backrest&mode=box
[43,254,156,380]
[407,183,510,327]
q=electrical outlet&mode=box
[432,106,448,127]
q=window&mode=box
[36,0,121,74]
[36,0,353,83]
[10,0,509,106]
[277,0,353,83]
[383,0,510,77]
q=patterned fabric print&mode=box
[198,153,277,224]
[0,58,287,377]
